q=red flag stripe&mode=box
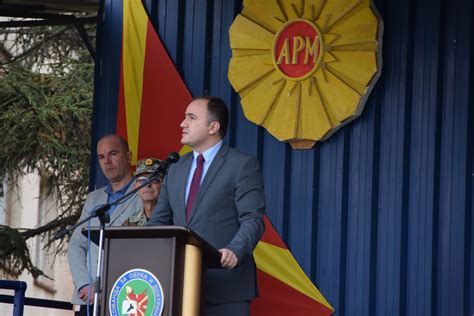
[137,21,192,160]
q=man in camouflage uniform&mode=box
[123,158,163,226]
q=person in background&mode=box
[123,158,163,226]
[67,134,142,315]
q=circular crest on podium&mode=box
[109,268,164,316]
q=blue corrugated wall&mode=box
[92,0,474,315]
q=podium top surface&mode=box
[82,225,222,268]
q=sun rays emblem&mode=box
[228,0,383,149]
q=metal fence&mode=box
[0,279,74,316]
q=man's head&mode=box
[133,158,163,204]
[180,96,229,153]
[97,134,132,188]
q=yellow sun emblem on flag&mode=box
[228,0,383,149]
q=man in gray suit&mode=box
[149,96,265,315]
[68,134,142,315]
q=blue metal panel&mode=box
[469,114,474,316]
[315,134,348,314]
[182,0,212,96]
[344,93,379,316]
[288,149,318,274]
[437,1,472,315]
[93,0,474,315]
[406,0,442,315]
[469,73,474,316]
[91,0,123,189]
[142,0,157,21]
[208,0,241,149]
[155,0,183,66]
[234,105,262,157]
[262,135,291,240]
[375,0,413,315]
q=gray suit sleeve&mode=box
[67,194,97,292]
[226,157,265,263]
[148,175,173,226]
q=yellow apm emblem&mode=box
[228,0,383,149]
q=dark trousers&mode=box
[205,301,250,316]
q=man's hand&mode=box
[78,284,95,304]
[219,248,238,269]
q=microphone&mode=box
[154,152,180,176]
[166,152,180,164]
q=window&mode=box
[33,178,57,293]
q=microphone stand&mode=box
[54,159,174,316]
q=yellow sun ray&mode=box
[296,80,333,140]
[318,13,332,32]
[314,68,362,122]
[279,0,306,20]
[242,0,287,32]
[228,54,275,92]
[290,82,302,137]
[290,0,305,18]
[330,41,378,51]
[310,0,327,21]
[313,77,338,127]
[318,0,368,24]
[327,7,379,45]
[325,0,364,32]
[229,15,275,51]
[262,80,302,140]
[329,51,377,86]
[323,51,338,63]
[323,33,340,46]
[240,72,287,124]
[320,66,328,83]
[325,64,366,95]
[275,0,289,21]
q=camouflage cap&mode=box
[134,158,162,177]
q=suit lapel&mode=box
[108,183,137,226]
[92,190,108,226]
[188,144,228,223]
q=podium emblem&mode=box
[109,268,164,316]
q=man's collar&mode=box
[104,177,134,195]
[193,140,223,161]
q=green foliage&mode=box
[0,225,44,279]
[1,25,95,70]
[0,25,95,277]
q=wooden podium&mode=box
[86,226,221,316]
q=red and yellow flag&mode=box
[117,0,192,163]
[252,216,333,315]
[118,1,333,315]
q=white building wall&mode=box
[0,172,75,316]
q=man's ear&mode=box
[127,151,132,163]
[209,121,220,135]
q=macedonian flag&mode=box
[117,1,333,315]
[116,0,191,162]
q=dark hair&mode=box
[198,96,229,138]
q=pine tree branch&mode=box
[0,26,72,66]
